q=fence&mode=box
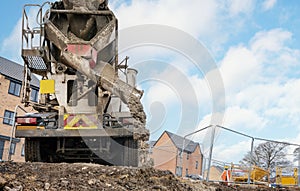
[201,158,299,187]
[186,125,300,187]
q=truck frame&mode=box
[15,0,150,167]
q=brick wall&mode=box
[1,139,25,162]
[179,150,202,177]
[0,75,18,136]
[151,132,178,174]
[203,166,223,181]
[151,132,203,177]
[185,145,202,176]
[0,74,27,162]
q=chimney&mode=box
[126,68,138,87]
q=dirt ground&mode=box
[0,162,299,191]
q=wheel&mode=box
[124,138,138,167]
[25,138,42,162]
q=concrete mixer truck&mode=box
[15,0,150,167]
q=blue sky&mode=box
[1,0,300,163]
[0,1,47,42]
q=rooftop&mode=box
[164,131,200,153]
[0,56,39,88]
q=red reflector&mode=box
[89,59,96,69]
[16,118,37,125]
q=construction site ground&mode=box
[0,162,299,191]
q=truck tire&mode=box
[124,138,138,167]
[25,138,42,162]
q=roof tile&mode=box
[0,57,39,88]
[165,131,199,153]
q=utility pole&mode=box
[248,138,254,184]
[206,125,216,182]
[202,157,206,178]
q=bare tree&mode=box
[293,147,300,167]
[240,142,291,171]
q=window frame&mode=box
[3,110,15,125]
[187,152,190,160]
[175,166,183,177]
[8,80,22,97]
[30,88,39,102]
[0,140,4,160]
[9,142,16,155]
[195,161,199,169]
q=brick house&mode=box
[203,165,223,181]
[0,56,39,161]
[150,131,203,177]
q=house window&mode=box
[187,153,190,160]
[21,144,25,156]
[8,80,21,96]
[3,110,15,125]
[0,140,4,160]
[186,168,189,176]
[9,142,16,155]
[176,166,182,177]
[30,88,39,102]
[196,161,199,169]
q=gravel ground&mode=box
[0,162,215,191]
[0,162,299,191]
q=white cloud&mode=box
[220,46,261,91]
[142,61,212,109]
[249,29,297,81]
[218,28,297,97]
[111,0,218,37]
[250,29,292,54]
[228,78,300,131]
[1,19,22,63]
[227,0,255,16]
[235,83,283,111]
[196,106,266,133]
[189,75,212,107]
[142,65,214,136]
[223,106,267,131]
[213,140,251,163]
[145,82,179,107]
[193,27,300,146]
[269,80,300,127]
[180,27,300,147]
[262,0,277,11]
[233,29,299,112]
